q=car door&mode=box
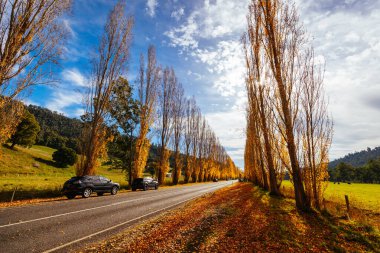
[147,178,155,188]
[99,177,110,191]
[91,176,103,192]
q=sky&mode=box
[25,0,380,169]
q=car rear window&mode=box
[68,176,84,182]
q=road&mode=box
[0,181,234,253]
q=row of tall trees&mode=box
[243,0,333,211]
[156,74,240,185]
[73,1,238,184]
[132,47,239,185]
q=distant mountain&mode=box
[329,146,380,168]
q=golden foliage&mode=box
[0,98,24,145]
[133,137,151,179]
[76,123,113,176]
[158,148,171,184]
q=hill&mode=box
[27,105,82,152]
[0,144,127,201]
[329,146,380,168]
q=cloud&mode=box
[190,40,245,97]
[164,14,199,49]
[146,0,158,17]
[61,68,88,87]
[165,0,250,50]
[298,1,380,159]
[63,19,76,38]
[45,89,83,116]
[171,7,185,21]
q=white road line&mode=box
[0,183,226,228]
[42,184,227,253]
[0,191,188,228]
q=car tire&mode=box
[82,188,92,198]
[155,184,158,190]
[111,186,118,195]
[97,192,104,196]
[65,194,75,199]
[143,184,147,191]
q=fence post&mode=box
[345,195,350,220]
[10,186,18,203]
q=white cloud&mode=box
[171,7,185,21]
[146,0,158,17]
[61,68,87,87]
[191,40,245,97]
[63,19,76,38]
[298,2,380,159]
[45,89,83,116]
[164,14,199,49]
[165,0,250,49]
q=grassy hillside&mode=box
[0,144,127,201]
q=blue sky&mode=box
[25,0,380,168]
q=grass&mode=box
[281,180,380,212]
[0,144,128,201]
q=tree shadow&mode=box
[33,157,59,168]
[246,186,342,251]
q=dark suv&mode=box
[131,177,159,191]
[62,176,120,199]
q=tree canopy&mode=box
[10,110,40,148]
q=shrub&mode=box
[52,147,77,167]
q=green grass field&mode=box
[0,144,128,201]
[282,180,380,212]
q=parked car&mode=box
[131,177,159,191]
[213,178,219,182]
[62,175,120,199]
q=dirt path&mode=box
[81,183,380,253]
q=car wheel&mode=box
[155,184,158,190]
[65,194,75,199]
[97,192,104,196]
[82,188,92,198]
[111,186,118,195]
[143,184,147,191]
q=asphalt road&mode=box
[0,181,234,253]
